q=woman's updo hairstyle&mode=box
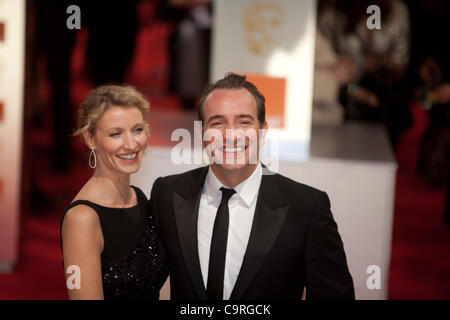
[74,85,150,139]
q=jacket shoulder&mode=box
[267,172,325,199]
[152,166,208,197]
[158,166,206,184]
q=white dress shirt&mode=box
[198,163,262,300]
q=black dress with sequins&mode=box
[60,186,168,299]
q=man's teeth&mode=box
[223,146,246,153]
[117,152,137,160]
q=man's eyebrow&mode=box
[206,114,256,124]
[236,114,255,121]
[206,115,225,124]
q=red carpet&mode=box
[388,105,450,299]
[0,145,92,299]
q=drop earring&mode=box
[89,148,97,169]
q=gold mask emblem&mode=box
[243,2,284,56]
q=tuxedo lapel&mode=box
[172,167,209,299]
[230,174,290,300]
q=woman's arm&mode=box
[61,205,104,299]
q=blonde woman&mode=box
[60,85,168,299]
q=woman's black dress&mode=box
[60,186,168,299]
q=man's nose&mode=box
[224,128,245,144]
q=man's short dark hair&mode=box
[197,73,266,127]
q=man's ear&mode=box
[83,132,96,150]
[259,121,269,145]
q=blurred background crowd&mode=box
[0,0,448,299]
[314,0,450,191]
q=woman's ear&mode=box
[83,132,96,150]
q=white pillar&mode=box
[0,0,26,272]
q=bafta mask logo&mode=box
[243,2,284,56]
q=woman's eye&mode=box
[135,127,144,133]
[109,132,120,137]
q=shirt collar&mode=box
[204,163,262,208]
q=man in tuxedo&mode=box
[150,73,355,300]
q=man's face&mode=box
[202,88,268,174]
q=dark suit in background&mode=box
[83,0,138,86]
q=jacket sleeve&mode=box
[148,177,163,232]
[146,177,170,292]
[304,191,355,299]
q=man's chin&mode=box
[212,162,254,172]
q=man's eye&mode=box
[211,122,223,126]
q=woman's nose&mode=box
[123,132,137,150]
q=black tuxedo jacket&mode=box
[149,166,355,300]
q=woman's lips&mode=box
[116,152,138,162]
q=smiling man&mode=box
[200,83,267,187]
[149,73,355,300]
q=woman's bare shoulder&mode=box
[62,203,103,251]
[63,204,100,231]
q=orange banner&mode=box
[242,73,286,128]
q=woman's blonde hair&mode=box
[74,85,150,139]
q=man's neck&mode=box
[210,163,259,188]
